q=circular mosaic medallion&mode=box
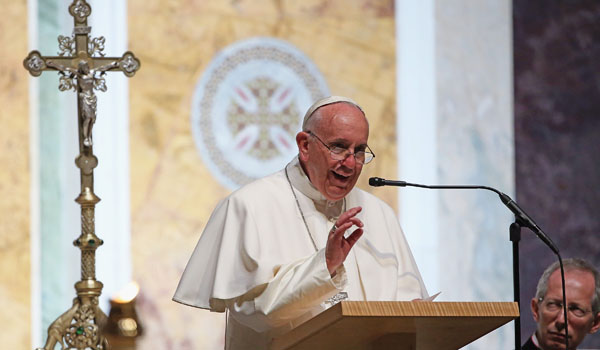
[191,37,330,189]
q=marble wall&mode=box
[435,0,514,300]
[127,1,398,348]
[396,2,515,348]
[514,1,600,347]
[0,1,31,349]
[435,1,514,348]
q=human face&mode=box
[531,269,600,350]
[296,103,369,201]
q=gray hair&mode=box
[302,96,364,131]
[535,258,600,314]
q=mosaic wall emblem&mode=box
[191,37,329,189]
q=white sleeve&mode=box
[224,248,347,333]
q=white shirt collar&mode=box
[286,156,345,218]
[286,156,324,201]
[532,332,540,348]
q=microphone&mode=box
[369,177,405,187]
[369,177,559,254]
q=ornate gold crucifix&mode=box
[23,1,140,349]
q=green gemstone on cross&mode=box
[76,327,84,335]
[88,239,95,246]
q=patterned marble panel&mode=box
[514,1,600,347]
[436,1,514,348]
[128,0,397,348]
[0,1,31,349]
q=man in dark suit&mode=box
[523,258,600,349]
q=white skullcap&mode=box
[302,96,364,130]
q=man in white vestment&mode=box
[173,96,429,349]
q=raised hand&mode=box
[325,206,364,276]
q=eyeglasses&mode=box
[539,298,592,318]
[307,131,375,165]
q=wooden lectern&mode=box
[271,301,519,350]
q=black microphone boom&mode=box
[497,193,558,254]
[368,177,559,254]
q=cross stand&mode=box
[23,1,140,349]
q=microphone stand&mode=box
[510,222,522,350]
[369,177,567,350]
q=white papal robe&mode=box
[173,157,428,349]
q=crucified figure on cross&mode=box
[45,59,118,147]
